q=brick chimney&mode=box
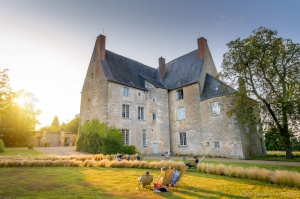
[159,56,166,81]
[96,34,106,60]
[197,37,207,59]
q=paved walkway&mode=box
[32,147,300,166]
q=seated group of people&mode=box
[116,154,141,161]
[138,165,179,190]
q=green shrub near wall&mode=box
[0,139,5,153]
[122,145,136,155]
[75,120,136,155]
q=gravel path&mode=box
[32,147,300,166]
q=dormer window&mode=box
[176,89,184,100]
[123,87,129,96]
[215,86,219,91]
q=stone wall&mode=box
[105,81,170,155]
[169,83,202,155]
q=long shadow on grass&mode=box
[176,186,247,199]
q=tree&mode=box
[221,27,300,158]
[66,114,80,133]
[51,116,60,128]
[0,89,41,145]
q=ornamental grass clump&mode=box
[271,170,300,188]
[231,167,246,178]
[215,164,227,175]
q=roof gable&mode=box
[101,50,163,90]
[162,50,203,90]
[201,74,236,101]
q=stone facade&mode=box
[80,35,266,159]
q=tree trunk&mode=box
[282,129,293,159]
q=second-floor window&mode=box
[122,104,130,118]
[138,106,144,120]
[177,107,185,120]
[176,89,184,100]
[212,101,220,116]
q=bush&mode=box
[28,144,33,150]
[0,139,4,153]
[75,121,124,154]
[122,145,136,155]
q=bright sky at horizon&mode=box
[0,0,299,129]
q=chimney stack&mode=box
[96,34,106,60]
[159,56,166,81]
[197,37,207,59]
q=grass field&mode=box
[1,149,300,198]
[0,167,299,199]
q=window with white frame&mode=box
[138,106,144,120]
[152,113,156,121]
[177,107,185,120]
[212,101,221,116]
[176,89,184,100]
[214,141,220,149]
[123,87,129,96]
[142,130,147,146]
[122,129,130,145]
[179,132,187,146]
[122,104,130,118]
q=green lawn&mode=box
[0,167,299,199]
[0,148,44,156]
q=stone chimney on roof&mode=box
[159,56,166,81]
[197,37,207,59]
[96,34,106,60]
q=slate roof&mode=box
[162,50,203,90]
[201,74,236,101]
[101,50,165,91]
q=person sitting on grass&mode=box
[138,171,149,183]
[169,165,179,187]
[186,156,199,167]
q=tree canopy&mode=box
[220,27,300,158]
[0,69,41,145]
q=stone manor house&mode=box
[80,34,265,159]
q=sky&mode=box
[0,0,299,129]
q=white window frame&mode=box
[138,106,144,120]
[123,87,129,96]
[214,141,220,149]
[142,130,147,146]
[179,132,187,146]
[122,129,130,145]
[122,104,130,118]
[212,101,221,116]
[177,107,185,120]
[176,89,184,100]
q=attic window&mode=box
[176,89,184,100]
[138,93,141,96]
[215,86,219,91]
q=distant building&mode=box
[80,35,266,159]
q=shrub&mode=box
[122,145,136,155]
[0,139,4,153]
[28,144,33,150]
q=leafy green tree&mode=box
[264,128,285,151]
[66,114,79,133]
[51,116,60,128]
[0,90,41,145]
[221,27,300,158]
[0,139,4,153]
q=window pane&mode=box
[180,132,187,146]
[122,129,129,145]
[177,107,185,120]
[123,87,128,96]
[152,113,156,121]
[212,102,220,115]
[122,105,129,118]
[142,130,146,146]
[177,89,184,100]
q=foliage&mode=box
[265,128,300,151]
[51,116,60,127]
[65,114,79,133]
[0,139,4,153]
[265,128,285,151]
[28,144,33,150]
[122,145,137,155]
[221,27,300,158]
[0,76,41,146]
[75,120,125,154]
